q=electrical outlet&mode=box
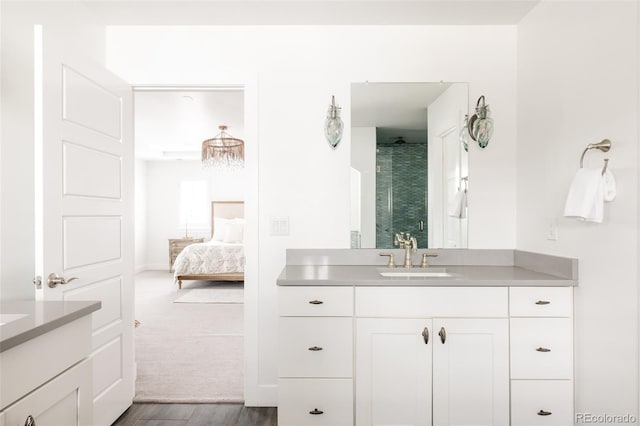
[546,220,558,241]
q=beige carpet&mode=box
[134,271,244,403]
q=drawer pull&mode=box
[309,300,324,305]
[422,327,429,345]
[24,415,36,426]
[535,300,551,305]
[536,347,551,352]
[537,410,552,416]
[438,327,446,344]
[310,408,324,415]
[308,346,323,351]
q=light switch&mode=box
[270,217,290,236]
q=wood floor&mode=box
[112,403,277,426]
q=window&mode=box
[179,180,208,228]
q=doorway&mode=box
[132,87,247,402]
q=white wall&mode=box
[517,1,639,419]
[137,160,245,270]
[351,126,376,247]
[107,24,518,404]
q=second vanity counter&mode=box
[277,249,578,287]
[278,264,576,287]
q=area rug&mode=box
[173,288,244,304]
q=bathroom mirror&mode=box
[350,82,469,249]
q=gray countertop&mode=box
[0,300,101,352]
[277,265,577,287]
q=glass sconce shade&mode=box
[459,114,469,152]
[202,125,244,169]
[325,95,344,149]
[467,95,494,149]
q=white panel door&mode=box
[356,318,433,426]
[432,319,509,426]
[37,25,134,426]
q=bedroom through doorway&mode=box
[132,87,247,402]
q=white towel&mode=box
[563,168,616,223]
[448,189,467,219]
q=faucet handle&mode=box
[420,252,438,268]
[379,253,397,268]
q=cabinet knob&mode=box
[308,346,323,351]
[422,327,429,345]
[309,300,323,305]
[438,327,446,344]
[24,415,36,426]
[309,408,324,415]
[536,347,551,352]
[537,410,552,416]
[535,300,551,305]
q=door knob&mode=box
[47,273,78,288]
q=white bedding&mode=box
[173,240,245,277]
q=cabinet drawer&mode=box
[279,287,353,317]
[278,378,353,426]
[356,287,508,318]
[510,318,573,379]
[279,317,353,378]
[511,380,573,426]
[510,287,572,317]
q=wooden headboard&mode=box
[211,201,244,237]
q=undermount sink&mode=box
[377,267,452,278]
[0,314,28,326]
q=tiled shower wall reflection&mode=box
[376,141,428,248]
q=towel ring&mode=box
[580,139,611,175]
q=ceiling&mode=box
[83,1,541,26]
[135,89,244,160]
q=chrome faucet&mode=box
[394,232,417,268]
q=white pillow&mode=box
[212,217,230,241]
[224,222,244,243]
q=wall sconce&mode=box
[324,95,344,149]
[467,95,494,148]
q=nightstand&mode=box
[168,237,204,272]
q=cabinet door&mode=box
[3,358,92,426]
[432,319,509,426]
[356,318,433,426]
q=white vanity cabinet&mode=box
[278,286,354,426]
[355,287,510,426]
[278,285,574,426]
[509,287,574,426]
[0,314,94,426]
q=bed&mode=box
[173,201,244,289]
